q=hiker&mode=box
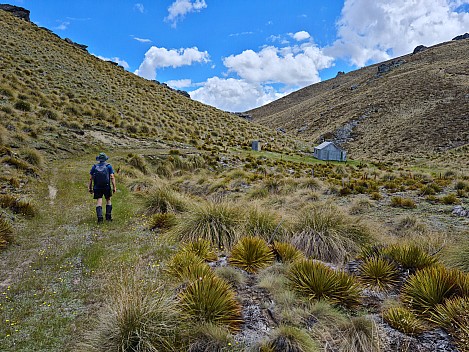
[88,152,116,223]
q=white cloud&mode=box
[55,21,70,31]
[329,0,469,67]
[190,77,290,112]
[166,79,193,89]
[134,3,144,13]
[292,31,311,41]
[223,43,334,86]
[94,55,130,69]
[133,37,152,43]
[134,46,209,80]
[165,0,207,26]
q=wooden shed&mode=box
[313,141,347,162]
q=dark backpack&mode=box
[93,163,110,189]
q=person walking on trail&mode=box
[88,152,116,223]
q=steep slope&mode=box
[0,9,293,156]
[248,39,469,160]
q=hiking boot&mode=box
[106,205,112,221]
[96,206,103,224]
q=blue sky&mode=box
[10,0,469,112]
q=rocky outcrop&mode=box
[234,113,253,121]
[152,80,191,99]
[452,33,469,40]
[0,4,30,21]
[413,45,427,54]
[377,59,406,75]
[452,205,469,217]
[64,38,88,52]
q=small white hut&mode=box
[313,141,347,161]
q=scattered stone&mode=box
[351,84,359,90]
[413,45,427,54]
[452,205,469,217]
[452,33,469,40]
[64,38,88,52]
[234,113,253,121]
[276,127,286,134]
[0,4,30,21]
[297,125,308,133]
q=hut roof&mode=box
[315,141,344,150]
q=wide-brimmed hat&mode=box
[96,152,109,162]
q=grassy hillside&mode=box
[248,39,469,161]
[1,8,469,352]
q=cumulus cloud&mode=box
[292,31,311,41]
[134,3,145,13]
[166,79,193,89]
[94,55,130,69]
[223,43,334,86]
[134,46,209,80]
[165,0,207,26]
[329,0,469,67]
[190,77,290,112]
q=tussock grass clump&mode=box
[430,297,469,350]
[181,238,218,262]
[442,239,469,272]
[14,100,31,111]
[188,323,234,352]
[229,236,275,273]
[384,244,437,272]
[20,148,44,167]
[261,325,320,352]
[173,201,242,249]
[358,257,400,291]
[390,196,416,208]
[272,241,305,263]
[127,153,148,174]
[0,194,37,218]
[440,193,460,205]
[79,277,182,352]
[148,212,177,231]
[291,204,372,264]
[145,186,188,214]
[401,266,469,316]
[0,217,13,249]
[382,306,426,335]
[334,316,380,352]
[214,266,246,288]
[288,259,361,308]
[165,251,213,282]
[179,275,243,331]
[244,206,282,241]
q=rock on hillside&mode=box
[248,38,469,161]
[0,4,30,21]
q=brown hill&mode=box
[248,39,469,161]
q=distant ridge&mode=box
[248,38,469,160]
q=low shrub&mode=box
[401,266,469,316]
[358,257,400,291]
[382,306,426,335]
[272,241,305,263]
[181,238,218,262]
[229,236,275,273]
[148,212,177,231]
[14,100,31,111]
[384,244,437,272]
[288,259,361,308]
[179,276,243,331]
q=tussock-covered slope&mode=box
[0,9,292,156]
[249,39,469,161]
